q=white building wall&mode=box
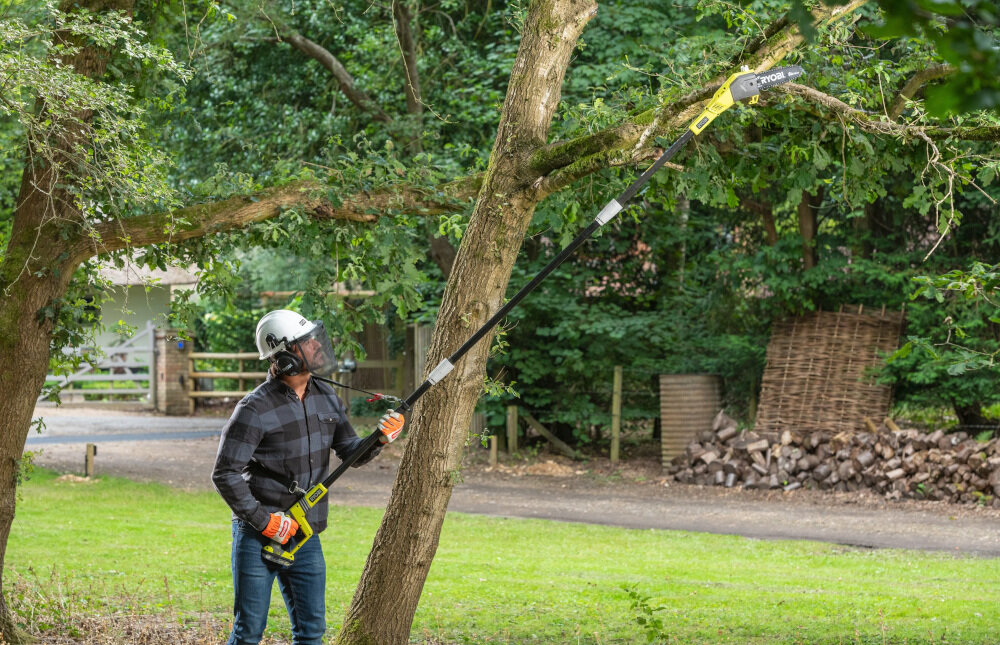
[95,285,174,347]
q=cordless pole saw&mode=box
[262,64,804,567]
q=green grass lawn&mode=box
[9,468,1000,644]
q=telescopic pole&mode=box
[323,65,804,487]
[263,65,805,567]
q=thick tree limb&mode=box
[80,177,482,262]
[531,146,677,202]
[888,64,955,120]
[283,32,393,123]
[530,84,716,177]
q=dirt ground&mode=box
[27,405,1000,557]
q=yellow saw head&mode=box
[690,65,804,135]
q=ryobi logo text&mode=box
[760,71,786,84]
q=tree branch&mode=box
[888,64,955,120]
[779,82,1000,141]
[282,32,393,123]
[531,146,677,202]
[735,0,869,71]
[392,0,422,117]
[78,177,482,263]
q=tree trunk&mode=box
[0,1,135,640]
[797,186,824,270]
[954,403,991,430]
[392,0,422,117]
[334,1,597,643]
[761,206,778,246]
[0,247,81,644]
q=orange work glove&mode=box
[378,410,405,444]
[262,512,299,545]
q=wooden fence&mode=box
[755,306,904,435]
[191,355,631,464]
[187,351,406,422]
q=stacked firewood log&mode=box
[665,412,1000,506]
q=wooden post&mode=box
[394,357,405,398]
[506,405,518,454]
[523,412,577,459]
[84,443,97,478]
[489,436,498,468]
[611,365,622,465]
[238,358,245,394]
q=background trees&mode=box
[2,0,998,642]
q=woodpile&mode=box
[665,411,1000,507]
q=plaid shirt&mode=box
[212,372,378,533]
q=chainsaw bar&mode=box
[755,65,804,91]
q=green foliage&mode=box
[0,1,190,221]
[623,584,669,644]
[887,260,1000,423]
[14,451,35,503]
[865,0,1000,115]
[6,0,998,441]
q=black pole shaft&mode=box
[319,128,697,491]
[442,130,695,373]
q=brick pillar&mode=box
[155,329,193,415]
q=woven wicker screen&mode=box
[754,306,904,434]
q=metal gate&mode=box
[38,321,156,406]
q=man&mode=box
[212,309,404,645]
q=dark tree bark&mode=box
[391,0,425,153]
[743,197,778,246]
[797,186,825,270]
[392,0,423,118]
[0,1,136,641]
[954,404,991,429]
[428,235,457,278]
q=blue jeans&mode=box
[226,520,326,645]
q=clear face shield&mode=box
[289,321,338,377]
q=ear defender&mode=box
[273,350,303,376]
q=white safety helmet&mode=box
[255,309,337,376]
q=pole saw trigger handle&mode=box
[261,484,324,568]
[689,65,804,135]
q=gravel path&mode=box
[27,406,1000,557]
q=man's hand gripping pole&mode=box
[261,484,327,567]
[262,411,405,567]
[260,64,804,568]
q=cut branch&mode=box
[779,83,1000,141]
